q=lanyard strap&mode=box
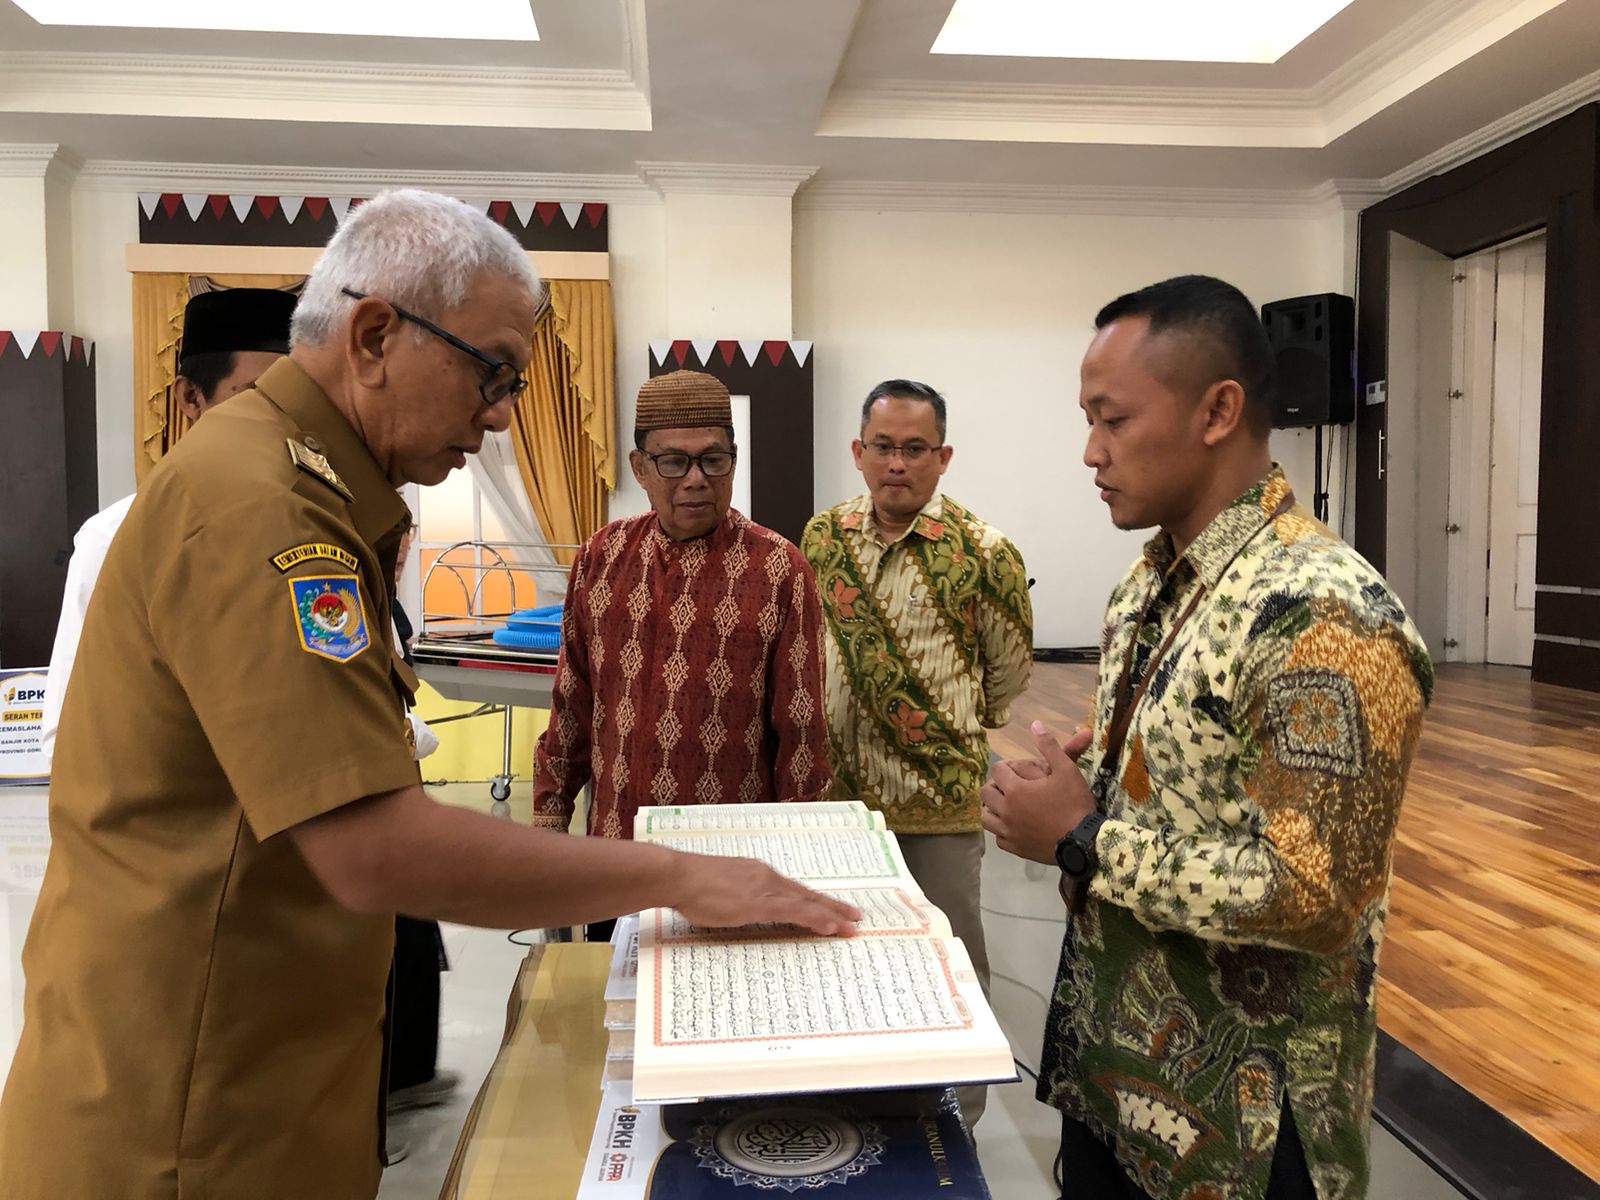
[1098,488,1297,787]
[1101,587,1205,773]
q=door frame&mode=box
[1355,104,1600,691]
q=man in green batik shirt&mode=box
[802,379,1034,1129]
[982,277,1430,1200]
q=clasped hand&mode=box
[980,721,1096,864]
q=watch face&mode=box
[1057,842,1089,877]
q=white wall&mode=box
[794,206,1346,648]
[0,177,52,330]
[71,193,791,525]
[607,200,667,522]
[43,181,1354,648]
[43,168,76,332]
[663,193,794,335]
[0,161,82,334]
[69,186,140,505]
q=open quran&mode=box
[630,802,1015,1104]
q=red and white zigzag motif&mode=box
[649,340,813,370]
[0,331,95,363]
[138,193,607,230]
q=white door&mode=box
[730,394,753,519]
[1444,249,1494,663]
[1485,238,1544,666]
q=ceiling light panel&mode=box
[931,0,1355,64]
[13,0,539,41]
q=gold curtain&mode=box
[132,273,189,484]
[131,271,617,558]
[132,272,304,482]
[507,279,617,563]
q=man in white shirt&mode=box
[38,287,297,761]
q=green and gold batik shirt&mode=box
[802,493,1033,834]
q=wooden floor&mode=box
[991,661,1600,1182]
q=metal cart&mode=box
[411,540,577,818]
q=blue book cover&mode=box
[579,1082,991,1198]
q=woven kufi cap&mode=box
[635,370,732,433]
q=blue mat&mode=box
[492,627,561,650]
[494,605,563,650]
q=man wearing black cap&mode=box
[38,286,295,761]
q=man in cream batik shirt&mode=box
[803,379,1033,1128]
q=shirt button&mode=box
[304,436,324,453]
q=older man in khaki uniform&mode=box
[0,190,856,1200]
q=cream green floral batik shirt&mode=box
[1039,466,1432,1200]
[801,493,1033,834]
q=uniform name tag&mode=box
[271,542,360,573]
[288,575,370,662]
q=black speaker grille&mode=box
[1262,292,1355,427]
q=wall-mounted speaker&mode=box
[1261,293,1355,427]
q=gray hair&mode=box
[290,188,542,348]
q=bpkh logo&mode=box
[4,684,46,705]
[608,1108,640,1150]
[602,1108,641,1183]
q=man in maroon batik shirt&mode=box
[533,370,832,938]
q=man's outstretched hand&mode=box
[669,853,861,936]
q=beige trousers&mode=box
[898,829,992,1131]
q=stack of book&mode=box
[628,801,1015,1104]
[603,915,640,1084]
[575,801,1006,1196]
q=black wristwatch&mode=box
[1055,812,1107,881]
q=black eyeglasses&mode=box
[646,449,737,479]
[342,287,527,407]
[864,440,943,463]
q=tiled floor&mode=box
[1,782,1462,1199]
[377,920,528,1198]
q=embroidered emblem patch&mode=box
[270,542,359,573]
[289,575,369,662]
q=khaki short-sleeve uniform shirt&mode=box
[0,359,422,1200]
